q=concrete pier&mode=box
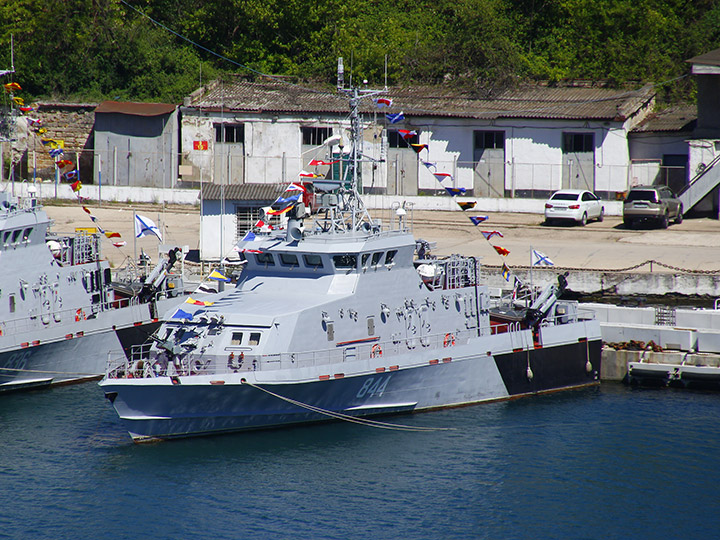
[600,347,720,382]
[583,301,720,384]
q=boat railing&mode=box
[0,292,151,340]
[104,307,595,379]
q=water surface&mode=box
[1,383,718,539]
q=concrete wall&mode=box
[483,266,720,297]
[12,181,201,206]
[601,348,720,382]
[8,181,626,215]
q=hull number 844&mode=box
[356,375,392,399]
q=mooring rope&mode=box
[242,380,453,432]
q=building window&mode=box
[302,127,332,146]
[563,133,594,153]
[215,123,245,143]
[388,129,419,148]
[474,131,504,150]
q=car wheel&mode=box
[580,212,587,226]
[675,206,683,224]
[598,207,604,222]
[660,213,669,229]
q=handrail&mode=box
[678,152,720,196]
[0,294,146,340]
[105,307,594,380]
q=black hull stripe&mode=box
[494,339,602,396]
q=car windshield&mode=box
[626,190,658,203]
[551,193,580,201]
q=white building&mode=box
[180,78,656,202]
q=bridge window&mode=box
[303,254,324,269]
[280,253,299,267]
[361,253,370,269]
[231,332,243,345]
[385,250,398,265]
[255,253,275,266]
[249,332,261,346]
[371,252,383,266]
[333,254,357,269]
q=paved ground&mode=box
[45,203,202,269]
[44,202,720,274]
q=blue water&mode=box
[1,383,719,540]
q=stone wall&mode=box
[10,102,96,182]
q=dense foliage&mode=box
[1,0,719,103]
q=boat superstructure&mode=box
[0,191,187,391]
[101,79,602,441]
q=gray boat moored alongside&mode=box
[0,191,188,391]
[100,78,602,442]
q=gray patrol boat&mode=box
[0,191,187,391]
[101,82,602,442]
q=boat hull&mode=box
[0,323,160,392]
[102,336,602,441]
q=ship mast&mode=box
[335,57,387,232]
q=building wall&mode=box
[696,75,720,137]
[7,103,95,183]
[181,110,348,185]
[200,199,240,261]
[371,117,632,196]
[94,109,179,189]
[181,110,637,199]
[629,132,691,188]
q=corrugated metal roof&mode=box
[631,104,696,133]
[687,48,720,67]
[201,183,286,201]
[95,101,177,116]
[187,78,655,121]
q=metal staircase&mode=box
[678,153,720,214]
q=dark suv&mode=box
[623,186,683,229]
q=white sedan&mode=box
[544,189,604,226]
